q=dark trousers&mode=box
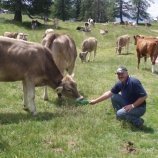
[111,94,146,126]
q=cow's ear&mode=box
[56,86,63,93]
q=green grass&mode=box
[0,14,158,158]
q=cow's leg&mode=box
[118,47,121,55]
[126,43,129,54]
[87,52,91,62]
[144,56,147,69]
[151,55,157,73]
[43,86,49,101]
[116,47,118,54]
[137,52,141,69]
[25,79,36,115]
[93,48,97,61]
[22,80,29,111]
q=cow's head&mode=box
[79,51,88,62]
[17,33,28,41]
[56,74,83,100]
[133,35,141,45]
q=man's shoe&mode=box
[135,118,144,129]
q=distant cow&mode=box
[31,20,41,29]
[100,29,108,35]
[116,34,130,54]
[134,35,158,73]
[43,28,54,38]
[41,32,77,100]
[84,22,91,32]
[88,18,95,27]
[76,26,86,31]
[79,37,97,62]
[16,33,28,41]
[0,36,82,115]
[3,32,28,40]
[3,32,18,38]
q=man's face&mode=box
[116,71,128,82]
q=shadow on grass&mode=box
[142,67,158,75]
[118,53,134,55]
[142,67,151,72]
[131,125,154,133]
[0,111,62,125]
[1,19,66,31]
[121,121,154,133]
[0,135,10,152]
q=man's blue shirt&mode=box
[111,76,147,106]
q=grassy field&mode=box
[0,14,158,158]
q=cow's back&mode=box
[42,33,77,75]
[82,37,97,52]
[117,35,130,47]
[0,37,62,87]
[136,38,158,57]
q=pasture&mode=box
[0,14,158,158]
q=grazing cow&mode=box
[31,20,41,29]
[16,33,28,41]
[3,32,28,40]
[116,34,130,54]
[0,36,82,115]
[41,32,77,100]
[76,26,86,31]
[3,32,18,38]
[100,29,108,35]
[43,16,48,25]
[113,21,120,25]
[133,35,158,73]
[79,37,97,62]
[42,28,54,38]
[52,18,59,29]
[88,18,95,27]
[84,22,91,32]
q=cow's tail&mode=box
[116,40,119,53]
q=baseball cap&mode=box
[116,66,128,74]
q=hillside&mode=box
[0,14,158,158]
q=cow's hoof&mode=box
[44,97,49,101]
[31,111,37,116]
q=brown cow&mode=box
[116,34,130,54]
[0,36,82,115]
[41,32,77,100]
[133,35,158,73]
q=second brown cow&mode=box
[134,35,158,73]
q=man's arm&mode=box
[124,95,147,112]
[90,91,113,105]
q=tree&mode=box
[74,0,81,19]
[79,0,109,22]
[0,0,52,22]
[51,0,72,21]
[114,0,132,23]
[130,0,153,24]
